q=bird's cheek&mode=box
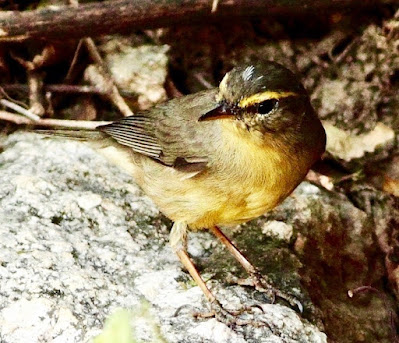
[267,115,294,132]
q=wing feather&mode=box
[98,89,220,172]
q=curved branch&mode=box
[0,0,395,41]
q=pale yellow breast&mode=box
[94,120,311,230]
[126,120,310,230]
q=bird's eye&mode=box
[257,99,278,115]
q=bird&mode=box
[40,61,326,324]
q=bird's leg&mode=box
[209,226,302,312]
[170,222,254,326]
[170,223,215,303]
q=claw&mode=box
[208,226,304,314]
[274,289,303,313]
[227,272,303,313]
[173,304,194,317]
[192,299,267,328]
[255,277,303,312]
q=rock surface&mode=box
[0,133,327,343]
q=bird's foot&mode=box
[193,299,268,328]
[226,273,303,313]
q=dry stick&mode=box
[10,45,58,117]
[193,73,214,89]
[0,0,396,41]
[83,37,134,117]
[0,86,30,108]
[27,71,45,117]
[211,0,219,12]
[2,84,108,94]
[0,110,110,129]
[69,0,133,117]
[65,39,84,82]
[0,99,40,121]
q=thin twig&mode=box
[84,38,104,67]
[65,39,84,82]
[0,99,40,121]
[0,86,29,108]
[2,84,108,94]
[211,0,219,12]
[84,38,134,117]
[165,77,183,98]
[0,110,110,129]
[66,0,134,117]
[194,72,214,89]
[333,37,358,64]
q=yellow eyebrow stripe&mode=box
[238,91,298,108]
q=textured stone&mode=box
[0,132,326,343]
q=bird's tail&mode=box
[36,128,138,175]
[35,129,106,142]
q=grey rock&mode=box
[0,132,326,343]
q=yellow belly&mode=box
[135,159,303,229]
[134,124,309,229]
[96,121,311,230]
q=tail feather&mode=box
[35,129,106,142]
[35,128,140,175]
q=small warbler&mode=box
[42,62,326,323]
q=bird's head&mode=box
[199,62,312,134]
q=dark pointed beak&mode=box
[198,103,235,121]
